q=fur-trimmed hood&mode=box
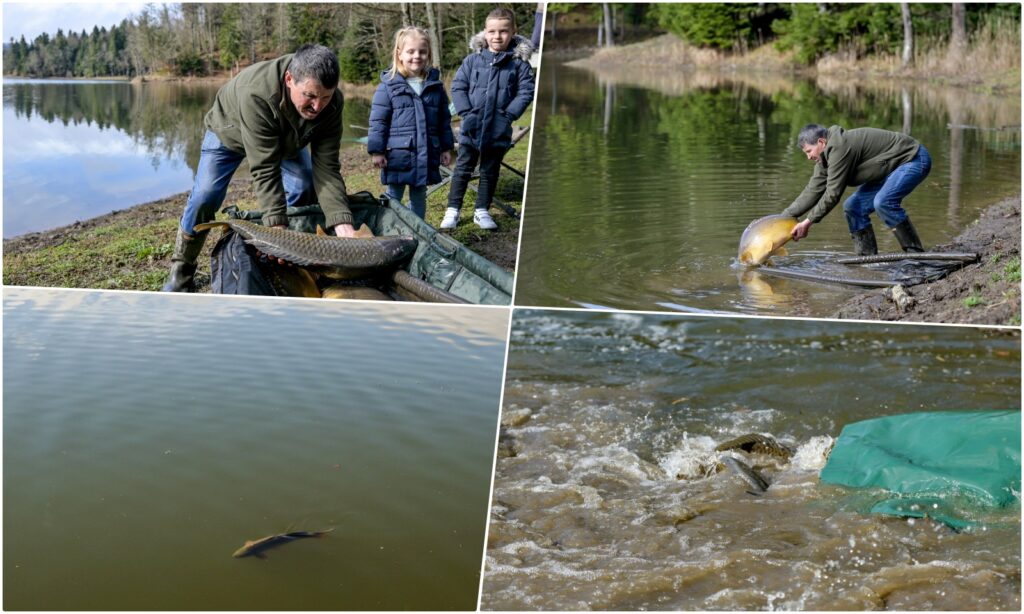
[468,32,534,62]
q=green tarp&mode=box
[820,410,1021,529]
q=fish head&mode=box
[232,541,256,558]
[738,215,798,266]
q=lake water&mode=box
[3,288,507,610]
[2,79,371,238]
[515,63,1021,316]
[483,310,1021,610]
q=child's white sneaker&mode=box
[473,209,497,230]
[440,207,460,230]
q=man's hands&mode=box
[791,219,813,241]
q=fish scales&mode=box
[716,433,794,459]
[194,219,417,280]
[738,214,798,265]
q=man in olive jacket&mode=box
[783,124,931,255]
[163,44,355,292]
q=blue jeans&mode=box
[180,131,315,234]
[843,145,932,233]
[386,184,428,219]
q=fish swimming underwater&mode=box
[194,220,417,280]
[737,215,798,266]
[232,529,334,559]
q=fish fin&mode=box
[775,246,788,256]
[193,221,227,233]
[316,225,328,236]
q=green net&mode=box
[820,411,1021,529]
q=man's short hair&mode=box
[486,7,517,27]
[797,124,828,148]
[289,44,340,90]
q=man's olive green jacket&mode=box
[783,126,921,223]
[205,54,352,228]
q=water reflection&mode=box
[517,62,1021,315]
[4,288,506,610]
[2,80,371,237]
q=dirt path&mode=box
[833,196,1021,326]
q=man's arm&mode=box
[806,137,855,224]
[310,93,353,231]
[782,162,827,219]
[238,95,290,228]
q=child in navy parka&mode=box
[368,26,455,220]
[441,8,536,230]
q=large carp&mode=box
[737,215,798,266]
[194,219,417,280]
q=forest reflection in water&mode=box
[517,62,1020,315]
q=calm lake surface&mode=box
[516,62,1021,315]
[2,79,371,238]
[4,288,507,610]
[484,311,1021,610]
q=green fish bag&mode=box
[820,411,1021,509]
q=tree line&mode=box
[3,3,536,82]
[548,3,1020,64]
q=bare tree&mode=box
[424,2,441,67]
[950,3,967,57]
[900,3,913,68]
[602,3,614,47]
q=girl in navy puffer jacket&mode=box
[368,27,455,219]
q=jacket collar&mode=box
[381,67,443,92]
[468,32,534,62]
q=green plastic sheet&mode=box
[820,410,1021,528]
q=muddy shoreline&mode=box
[833,196,1021,326]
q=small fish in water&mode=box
[722,456,770,496]
[737,214,798,266]
[232,529,334,559]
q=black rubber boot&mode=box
[161,228,208,292]
[892,218,924,253]
[850,226,878,256]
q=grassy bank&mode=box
[565,27,1020,93]
[2,109,531,292]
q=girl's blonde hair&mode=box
[388,26,433,80]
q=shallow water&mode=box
[515,64,1021,316]
[3,288,507,610]
[2,79,371,237]
[483,311,1021,610]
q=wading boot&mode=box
[161,228,208,292]
[850,226,878,256]
[892,218,924,253]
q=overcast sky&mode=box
[3,2,151,42]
